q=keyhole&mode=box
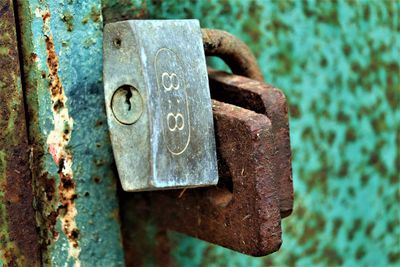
[111,84,143,125]
[125,88,132,111]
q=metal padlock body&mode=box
[103,20,218,191]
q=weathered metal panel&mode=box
[0,1,41,266]
[16,0,125,265]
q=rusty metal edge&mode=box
[208,70,294,217]
[0,0,41,266]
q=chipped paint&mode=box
[16,0,125,265]
[40,9,80,266]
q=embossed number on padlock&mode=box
[155,48,190,155]
[103,20,218,191]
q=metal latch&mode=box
[122,72,293,257]
[116,24,293,258]
[103,20,218,191]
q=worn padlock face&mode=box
[103,20,218,191]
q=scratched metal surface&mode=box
[141,1,399,266]
[103,20,218,191]
[16,0,125,265]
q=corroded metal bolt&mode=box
[111,85,143,125]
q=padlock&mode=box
[103,20,219,191]
[119,27,293,258]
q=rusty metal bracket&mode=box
[122,100,282,256]
[208,70,293,217]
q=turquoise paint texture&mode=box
[145,0,400,266]
[18,0,124,265]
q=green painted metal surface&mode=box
[17,0,124,265]
[144,0,400,266]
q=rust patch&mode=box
[4,146,41,265]
[93,176,101,184]
[0,0,41,265]
[61,12,73,32]
[40,9,81,265]
[90,6,101,23]
[33,171,60,243]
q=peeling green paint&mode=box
[17,0,125,265]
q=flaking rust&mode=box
[17,1,125,264]
[0,0,41,265]
[40,9,81,266]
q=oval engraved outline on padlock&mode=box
[155,47,191,156]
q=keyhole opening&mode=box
[111,84,143,125]
[125,87,132,111]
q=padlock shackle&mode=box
[201,28,264,82]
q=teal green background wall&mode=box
[145,1,399,266]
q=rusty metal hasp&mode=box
[146,99,283,256]
[103,20,218,191]
[120,70,293,257]
[208,70,293,217]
